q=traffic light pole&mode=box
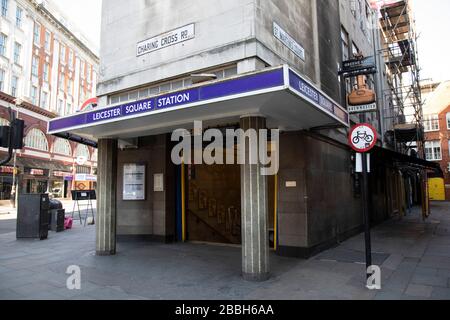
[0,108,15,167]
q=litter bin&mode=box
[17,194,49,240]
[48,199,65,232]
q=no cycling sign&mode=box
[349,123,377,153]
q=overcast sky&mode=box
[413,0,450,82]
[53,0,102,49]
[53,0,450,83]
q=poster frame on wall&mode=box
[123,163,146,201]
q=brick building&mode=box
[423,80,450,200]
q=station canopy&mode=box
[48,65,349,141]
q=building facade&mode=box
[339,0,382,133]
[0,0,99,200]
[423,80,450,201]
[49,0,435,280]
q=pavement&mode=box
[0,201,449,300]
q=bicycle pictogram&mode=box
[352,131,374,145]
[349,123,377,153]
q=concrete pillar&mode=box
[240,116,270,281]
[96,139,118,256]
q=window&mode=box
[80,60,85,79]
[0,118,9,126]
[24,128,49,151]
[53,138,71,156]
[31,56,39,76]
[57,99,64,115]
[424,114,440,132]
[30,86,38,105]
[91,149,98,162]
[1,0,8,17]
[33,23,40,45]
[425,141,442,161]
[341,27,350,61]
[44,31,51,51]
[74,144,90,159]
[66,102,72,115]
[352,42,360,57]
[58,72,64,89]
[13,42,21,65]
[79,85,85,102]
[68,49,74,67]
[11,76,18,97]
[40,91,48,109]
[15,6,22,28]
[43,63,49,83]
[0,34,7,56]
[0,69,5,91]
[60,45,66,63]
[447,113,450,130]
[87,65,91,83]
[67,78,73,95]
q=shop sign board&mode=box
[348,103,377,114]
[75,174,97,182]
[339,56,377,77]
[0,166,14,174]
[30,169,44,176]
[53,171,72,178]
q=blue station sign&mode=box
[48,66,349,134]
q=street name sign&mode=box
[137,24,195,57]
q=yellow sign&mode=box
[429,178,445,201]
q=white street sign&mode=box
[348,103,377,114]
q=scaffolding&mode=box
[378,0,424,157]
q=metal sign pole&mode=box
[361,152,372,277]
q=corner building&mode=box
[49,0,431,280]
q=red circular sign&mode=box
[348,123,377,153]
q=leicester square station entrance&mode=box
[48,65,434,281]
[185,137,276,246]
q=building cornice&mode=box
[27,0,99,63]
[0,91,57,119]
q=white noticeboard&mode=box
[123,164,146,201]
[154,174,164,192]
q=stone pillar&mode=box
[96,139,118,256]
[240,116,270,281]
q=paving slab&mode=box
[0,202,449,300]
[404,284,433,298]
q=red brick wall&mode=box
[425,104,450,200]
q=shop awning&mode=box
[48,65,349,140]
[373,146,442,172]
[0,154,73,172]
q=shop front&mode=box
[0,166,15,200]
[51,171,73,198]
[22,168,49,194]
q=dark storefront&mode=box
[0,154,74,200]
